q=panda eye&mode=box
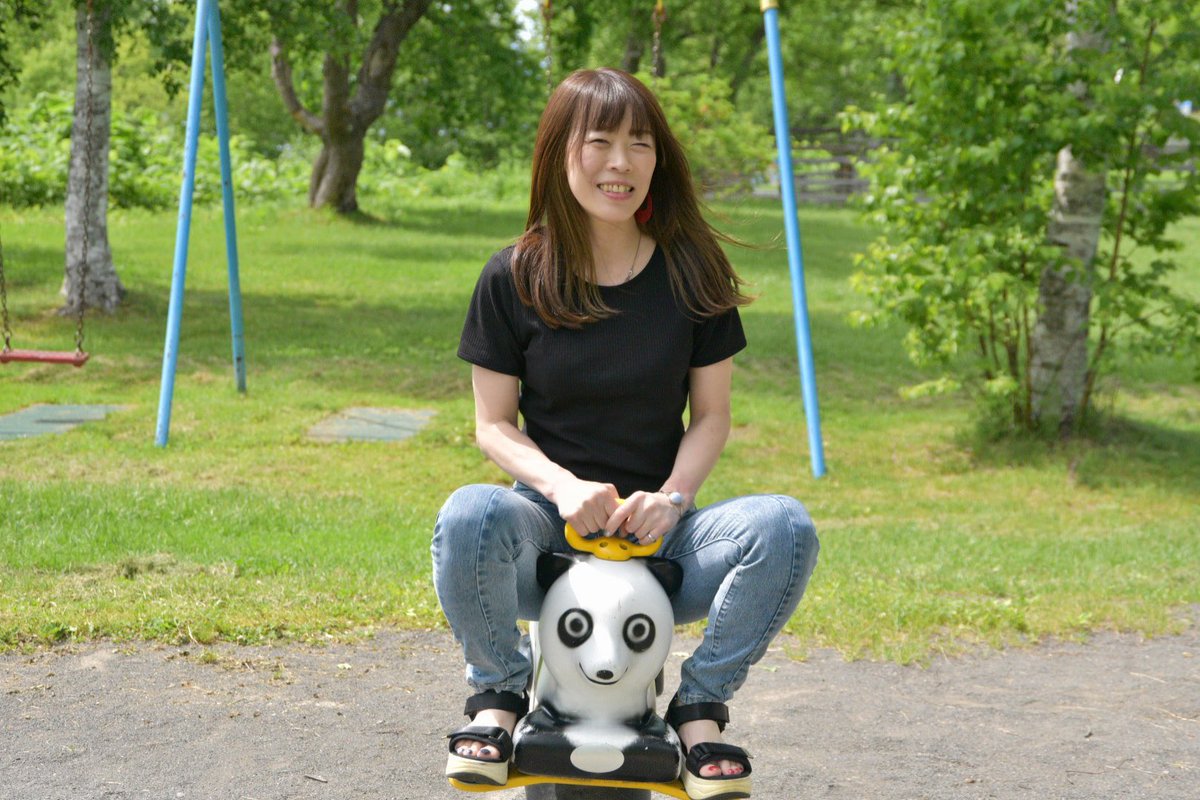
[557,608,593,648]
[623,614,655,652]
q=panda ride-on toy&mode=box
[448,523,732,800]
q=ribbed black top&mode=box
[458,245,745,498]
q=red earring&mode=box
[635,193,653,224]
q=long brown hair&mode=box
[513,68,750,328]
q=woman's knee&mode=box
[432,484,510,556]
[433,483,558,562]
[744,494,819,567]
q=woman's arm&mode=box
[472,364,620,534]
[607,356,734,542]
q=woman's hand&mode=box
[606,491,683,545]
[551,477,621,536]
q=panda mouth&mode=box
[580,663,627,686]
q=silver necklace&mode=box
[623,235,642,283]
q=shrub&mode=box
[0,91,528,212]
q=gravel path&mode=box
[2,623,1197,800]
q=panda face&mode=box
[537,558,675,719]
[554,607,658,686]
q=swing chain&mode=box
[541,0,553,94]
[652,0,666,79]
[74,0,97,356]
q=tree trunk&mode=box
[269,0,432,214]
[63,2,124,314]
[309,136,366,213]
[1028,5,1106,436]
[1029,147,1105,435]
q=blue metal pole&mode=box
[206,1,246,394]
[761,0,826,477]
[155,0,212,447]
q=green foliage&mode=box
[0,92,71,205]
[565,0,912,133]
[0,90,529,210]
[384,0,543,169]
[846,0,1200,431]
[2,0,913,208]
[221,0,544,172]
[748,0,915,131]
[0,91,294,208]
[0,0,45,125]
[640,71,773,195]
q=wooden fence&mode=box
[751,128,882,205]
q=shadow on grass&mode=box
[0,241,63,292]
[320,204,520,231]
[963,413,1200,497]
[739,308,929,406]
[321,203,526,239]
[9,283,473,401]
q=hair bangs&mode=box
[576,71,656,139]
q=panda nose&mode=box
[596,669,614,681]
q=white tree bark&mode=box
[62,3,124,314]
[1029,146,1106,433]
[1028,3,1106,435]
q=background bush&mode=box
[0,91,532,212]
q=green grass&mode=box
[1,198,1198,662]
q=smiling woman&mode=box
[432,68,820,799]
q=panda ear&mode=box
[537,552,576,591]
[645,558,683,598]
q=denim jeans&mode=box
[431,482,819,707]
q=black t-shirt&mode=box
[458,244,746,498]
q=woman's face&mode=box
[566,110,656,230]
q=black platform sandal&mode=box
[665,696,753,800]
[445,690,528,786]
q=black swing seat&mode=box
[0,348,89,367]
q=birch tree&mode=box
[1028,2,1106,434]
[7,0,190,314]
[849,0,1200,437]
[63,0,124,314]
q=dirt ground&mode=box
[2,619,1198,800]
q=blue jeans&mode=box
[431,482,819,707]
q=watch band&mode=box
[660,490,686,518]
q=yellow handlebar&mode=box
[564,521,663,561]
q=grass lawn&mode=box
[1,198,1197,663]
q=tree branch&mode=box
[270,38,323,136]
[350,0,433,129]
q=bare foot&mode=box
[676,718,745,777]
[453,709,518,760]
